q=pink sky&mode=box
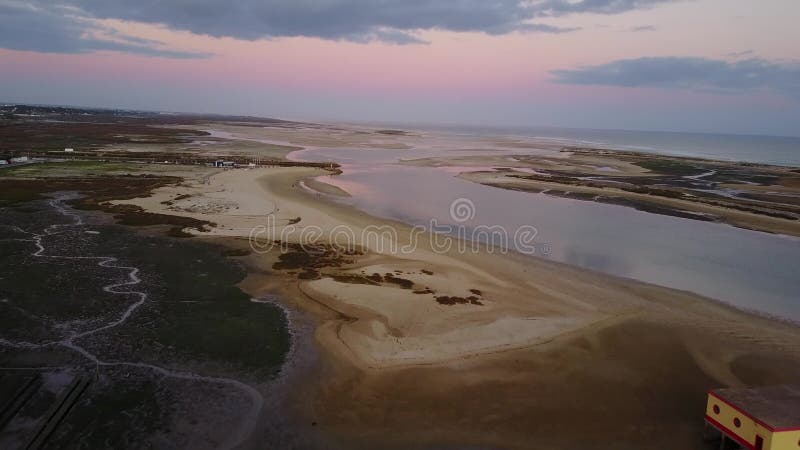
[1,0,798,135]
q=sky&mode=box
[0,0,798,136]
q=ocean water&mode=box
[402,124,800,167]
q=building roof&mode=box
[711,385,800,430]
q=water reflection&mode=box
[292,147,800,322]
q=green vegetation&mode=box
[0,169,290,447]
[0,198,290,377]
[50,378,165,449]
[0,187,45,205]
[0,118,207,152]
[0,175,209,238]
[2,161,141,178]
[116,232,291,376]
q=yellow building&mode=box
[705,385,800,450]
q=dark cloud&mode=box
[551,57,800,99]
[0,2,210,58]
[630,25,656,32]
[0,0,681,56]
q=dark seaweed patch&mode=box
[435,296,483,306]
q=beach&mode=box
[3,114,798,448]
[117,159,800,448]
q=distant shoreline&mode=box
[389,122,800,167]
[3,103,798,166]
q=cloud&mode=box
[0,0,681,56]
[532,0,683,16]
[518,23,580,34]
[0,2,211,58]
[726,49,754,58]
[341,27,430,45]
[629,25,656,32]
[551,56,800,99]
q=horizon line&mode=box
[4,99,800,140]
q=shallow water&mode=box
[291,147,800,322]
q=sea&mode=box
[396,123,800,167]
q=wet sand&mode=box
[119,165,800,449]
[300,176,351,197]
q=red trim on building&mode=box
[708,391,800,433]
[706,415,755,450]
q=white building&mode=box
[10,156,29,163]
[64,148,74,152]
[0,160,9,165]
